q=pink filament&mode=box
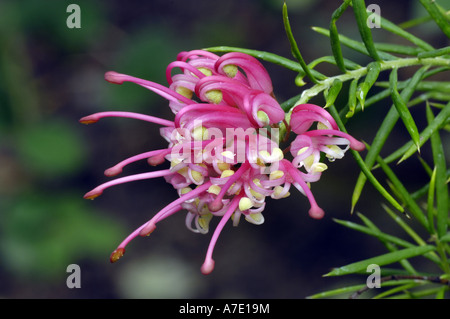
[138,181,213,236]
[80,111,174,127]
[282,160,325,219]
[84,169,174,199]
[201,192,243,275]
[104,149,170,176]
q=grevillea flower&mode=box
[81,50,365,274]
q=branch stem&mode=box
[292,57,450,110]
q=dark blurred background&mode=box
[0,0,447,298]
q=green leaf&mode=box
[205,46,303,73]
[381,204,441,265]
[408,92,450,108]
[417,156,434,178]
[311,26,398,61]
[329,0,352,73]
[428,167,437,234]
[324,79,343,108]
[351,66,429,212]
[327,106,405,213]
[376,81,450,93]
[419,0,450,38]
[352,0,381,61]
[373,282,424,299]
[308,56,361,71]
[339,87,391,120]
[399,9,449,29]
[346,78,359,118]
[311,279,427,299]
[440,232,450,242]
[435,286,447,299]
[308,284,366,299]
[356,61,381,110]
[376,152,429,229]
[388,286,446,299]
[389,67,421,152]
[282,2,318,84]
[377,10,435,51]
[375,43,424,56]
[383,101,450,164]
[333,217,415,249]
[281,93,302,112]
[418,46,450,59]
[357,212,417,274]
[329,21,346,73]
[427,104,449,238]
[324,245,436,277]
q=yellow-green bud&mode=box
[192,126,209,141]
[197,67,212,77]
[273,185,290,198]
[205,89,223,104]
[269,170,284,180]
[311,162,328,173]
[220,169,235,178]
[245,212,264,225]
[191,170,203,183]
[257,110,270,126]
[221,151,235,162]
[180,187,192,195]
[175,86,193,99]
[297,147,309,156]
[207,185,221,195]
[223,64,238,78]
[239,197,253,211]
[198,213,213,231]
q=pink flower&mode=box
[81,50,364,274]
[289,104,365,173]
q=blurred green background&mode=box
[0,0,447,298]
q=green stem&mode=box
[293,57,450,109]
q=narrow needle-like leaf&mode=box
[419,0,450,38]
[356,61,381,110]
[377,12,435,51]
[329,0,352,73]
[282,2,318,84]
[428,167,437,234]
[308,284,368,299]
[382,204,441,265]
[333,217,415,248]
[327,106,404,213]
[351,66,429,212]
[383,101,450,164]
[324,79,343,108]
[357,213,417,274]
[426,105,449,238]
[352,0,381,61]
[389,68,421,152]
[324,245,435,277]
[418,46,450,59]
[376,152,429,229]
[311,26,398,60]
[346,78,359,118]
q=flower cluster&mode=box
[81,50,365,274]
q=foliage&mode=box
[208,0,450,299]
